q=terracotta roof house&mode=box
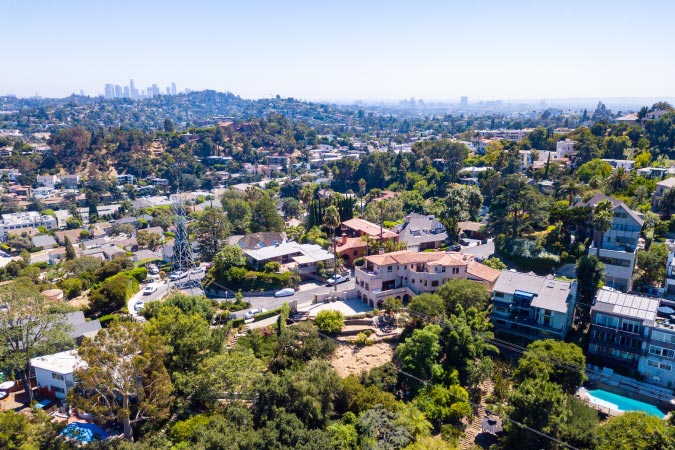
[354,250,499,307]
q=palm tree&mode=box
[559,178,583,204]
[323,205,341,290]
[358,178,366,215]
[608,168,630,192]
[592,200,614,249]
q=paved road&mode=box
[127,271,207,317]
[460,239,495,261]
[217,278,356,318]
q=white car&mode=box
[169,271,188,281]
[190,266,205,274]
[326,274,350,286]
[134,300,145,311]
[142,284,158,295]
[274,288,295,297]
[244,308,267,319]
[146,264,159,275]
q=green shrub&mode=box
[231,318,245,328]
[127,267,148,282]
[263,261,281,273]
[98,314,118,327]
[314,309,345,334]
[254,308,282,322]
[353,257,365,267]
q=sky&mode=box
[3,0,675,101]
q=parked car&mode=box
[190,266,205,274]
[134,300,145,311]
[274,288,295,297]
[244,308,267,319]
[146,264,159,275]
[142,284,158,295]
[449,244,461,252]
[326,274,350,286]
[169,271,188,281]
[180,279,202,289]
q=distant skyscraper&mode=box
[104,84,114,99]
[79,89,85,96]
[130,79,137,99]
[123,86,130,98]
[171,82,176,95]
[460,96,468,106]
[166,87,171,95]
[114,85,122,98]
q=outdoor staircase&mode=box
[459,380,493,450]
[226,325,250,350]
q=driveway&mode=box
[223,278,356,318]
[460,239,495,261]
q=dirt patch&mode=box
[330,342,395,378]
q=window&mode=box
[648,359,660,368]
[442,267,446,273]
[53,386,65,394]
[51,372,65,381]
[452,267,459,274]
[431,280,439,287]
[494,292,504,298]
[387,266,392,272]
[649,345,675,359]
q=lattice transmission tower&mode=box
[170,193,203,295]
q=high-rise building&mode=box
[171,82,176,95]
[79,90,85,96]
[104,84,114,99]
[166,87,171,95]
[460,96,468,106]
[114,85,122,98]
[123,86,130,98]
[129,79,137,99]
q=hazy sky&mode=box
[3,0,675,100]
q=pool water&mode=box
[587,389,665,418]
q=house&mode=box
[54,228,85,245]
[237,232,287,250]
[652,177,675,210]
[576,194,644,292]
[37,174,59,188]
[152,178,169,187]
[60,174,81,189]
[490,271,577,341]
[65,311,102,342]
[341,218,399,242]
[458,221,487,240]
[602,159,635,172]
[637,167,671,179]
[616,113,639,126]
[31,234,57,250]
[555,139,576,158]
[32,186,53,199]
[82,244,126,260]
[116,174,136,185]
[392,214,448,252]
[537,180,556,195]
[354,250,500,307]
[30,350,83,400]
[243,241,334,274]
[665,248,675,296]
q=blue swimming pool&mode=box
[587,389,665,418]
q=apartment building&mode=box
[0,211,58,241]
[354,250,499,307]
[490,271,577,341]
[577,194,643,292]
[588,288,675,388]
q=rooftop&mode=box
[30,350,84,375]
[342,218,399,239]
[593,287,659,323]
[493,271,573,313]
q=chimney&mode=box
[378,248,385,255]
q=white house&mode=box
[30,350,84,399]
[37,175,59,189]
[556,139,576,158]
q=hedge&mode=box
[253,307,282,322]
[231,318,245,328]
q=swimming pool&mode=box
[587,389,665,418]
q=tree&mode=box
[592,200,614,248]
[514,339,587,394]
[137,229,164,251]
[213,244,247,275]
[358,407,413,450]
[576,159,612,183]
[487,174,549,237]
[85,189,99,224]
[189,349,265,409]
[408,293,446,323]
[0,283,73,404]
[414,384,472,427]
[505,378,566,450]
[64,236,76,260]
[282,198,302,218]
[634,243,668,288]
[314,309,345,334]
[576,255,604,316]
[163,118,175,133]
[273,321,336,370]
[481,257,506,270]
[70,321,173,441]
[444,184,483,222]
[596,412,675,450]
[251,194,284,232]
[195,208,230,262]
[223,196,253,234]
[396,324,442,380]
[435,279,489,316]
